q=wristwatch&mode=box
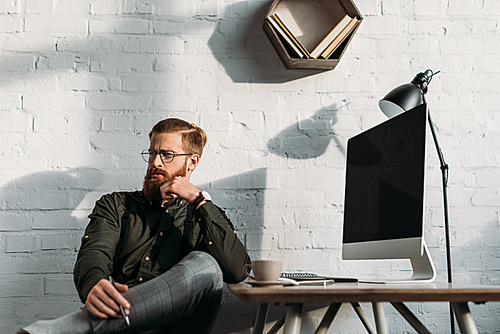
[193,190,211,208]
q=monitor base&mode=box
[359,241,436,284]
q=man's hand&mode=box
[160,176,200,207]
[85,279,130,319]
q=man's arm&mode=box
[196,202,251,283]
[73,192,130,318]
[160,176,251,283]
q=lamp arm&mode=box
[427,112,449,183]
[427,111,452,285]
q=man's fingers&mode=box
[86,299,118,319]
[86,279,130,318]
[111,283,131,313]
[103,281,130,313]
[85,303,109,319]
[86,291,120,319]
[160,177,198,201]
[115,282,129,293]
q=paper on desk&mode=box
[279,278,334,286]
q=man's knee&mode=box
[182,251,223,291]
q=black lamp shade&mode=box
[379,82,426,118]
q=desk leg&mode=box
[268,313,286,334]
[451,302,479,334]
[351,303,376,334]
[372,302,387,334]
[283,303,303,334]
[314,303,342,334]
[391,302,431,334]
[252,303,269,334]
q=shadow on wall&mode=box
[200,168,266,230]
[196,168,272,333]
[208,0,326,83]
[0,167,103,320]
[201,169,342,333]
[0,167,104,229]
[267,104,346,159]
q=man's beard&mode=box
[142,161,187,204]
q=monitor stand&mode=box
[359,241,436,284]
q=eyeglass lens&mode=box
[142,150,175,163]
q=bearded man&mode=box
[13,118,251,334]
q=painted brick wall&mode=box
[1,0,499,333]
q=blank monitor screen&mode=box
[342,104,428,258]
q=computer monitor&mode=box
[341,103,436,283]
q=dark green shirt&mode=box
[73,191,251,303]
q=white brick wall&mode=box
[1,0,500,333]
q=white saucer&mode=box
[246,280,286,288]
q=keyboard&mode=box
[281,272,322,279]
[281,272,358,283]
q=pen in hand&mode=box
[108,276,130,326]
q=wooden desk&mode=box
[228,282,500,334]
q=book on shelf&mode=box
[273,13,311,58]
[319,16,360,59]
[266,16,306,58]
[309,14,352,59]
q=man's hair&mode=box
[149,118,207,157]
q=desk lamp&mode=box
[379,69,455,333]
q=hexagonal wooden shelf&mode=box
[263,0,362,70]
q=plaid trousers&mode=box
[88,251,223,334]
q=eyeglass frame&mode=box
[141,149,194,164]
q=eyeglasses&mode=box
[141,149,193,164]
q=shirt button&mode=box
[159,231,164,236]
[208,241,213,246]
[145,256,150,261]
[197,218,202,222]
[165,209,169,213]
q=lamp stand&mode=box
[428,110,454,333]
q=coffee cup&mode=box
[243,260,282,282]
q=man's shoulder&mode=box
[96,190,144,206]
[90,191,147,218]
